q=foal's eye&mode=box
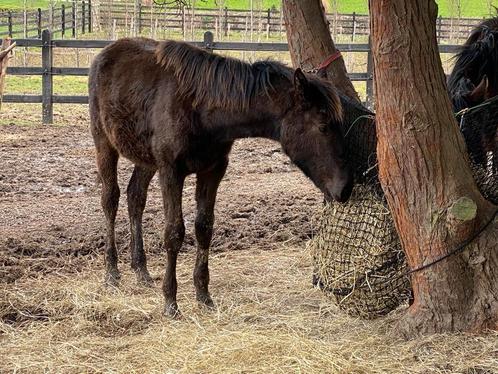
[319,124,328,133]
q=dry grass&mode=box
[1,247,497,374]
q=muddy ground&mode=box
[0,105,322,284]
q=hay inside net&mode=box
[311,94,497,319]
[311,184,411,319]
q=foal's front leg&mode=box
[127,165,156,285]
[194,158,228,308]
[158,166,185,318]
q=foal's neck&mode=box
[205,89,292,143]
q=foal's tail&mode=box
[88,51,120,188]
[88,53,108,143]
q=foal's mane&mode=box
[448,15,498,100]
[156,40,341,120]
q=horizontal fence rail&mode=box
[4,30,463,124]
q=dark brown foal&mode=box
[89,38,352,317]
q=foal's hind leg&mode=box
[94,138,121,286]
[194,158,228,308]
[127,165,156,285]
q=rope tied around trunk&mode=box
[407,208,498,275]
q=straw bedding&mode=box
[2,248,498,373]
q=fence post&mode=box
[351,12,356,42]
[224,6,228,36]
[204,31,214,52]
[88,0,92,33]
[181,5,185,39]
[23,9,28,38]
[37,8,42,38]
[41,29,53,124]
[61,4,66,38]
[7,11,13,37]
[366,36,374,109]
[82,1,86,34]
[72,1,76,37]
[138,3,142,34]
[267,8,271,34]
[49,2,54,30]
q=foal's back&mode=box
[89,38,176,168]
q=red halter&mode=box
[316,50,343,72]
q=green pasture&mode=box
[5,75,88,95]
[0,0,49,10]
[334,0,498,17]
[196,0,498,17]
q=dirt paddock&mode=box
[1,105,497,373]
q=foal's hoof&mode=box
[104,269,121,287]
[135,269,154,287]
[164,302,182,319]
[197,293,216,310]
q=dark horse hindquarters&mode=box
[89,37,351,316]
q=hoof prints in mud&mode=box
[1,123,322,283]
[1,234,102,283]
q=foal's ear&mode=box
[467,75,489,103]
[293,68,309,98]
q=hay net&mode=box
[311,94,497,319]
[457,96,498,204]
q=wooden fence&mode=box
[4,29,461,124]
[95,2,484,41]
[0,1,92,39]
[1,2,486,42]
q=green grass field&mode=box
[0,0,50,10]
[2,0,498,17]
[196,0,498,17]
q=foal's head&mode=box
[448,15,498,111]
[452,75,493,112]
[280,69,353,203]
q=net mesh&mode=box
[311,94,498,319]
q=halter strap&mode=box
[316,50,343,72]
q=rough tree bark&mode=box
[369,0,498,335]
[282,0,361,103]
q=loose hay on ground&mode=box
[1,248,497,374]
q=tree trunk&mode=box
[282,0,361,103]
[369,0,498,336]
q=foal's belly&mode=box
[105,121,157,168]
[102,113,232,173]
[181,140,233,174]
